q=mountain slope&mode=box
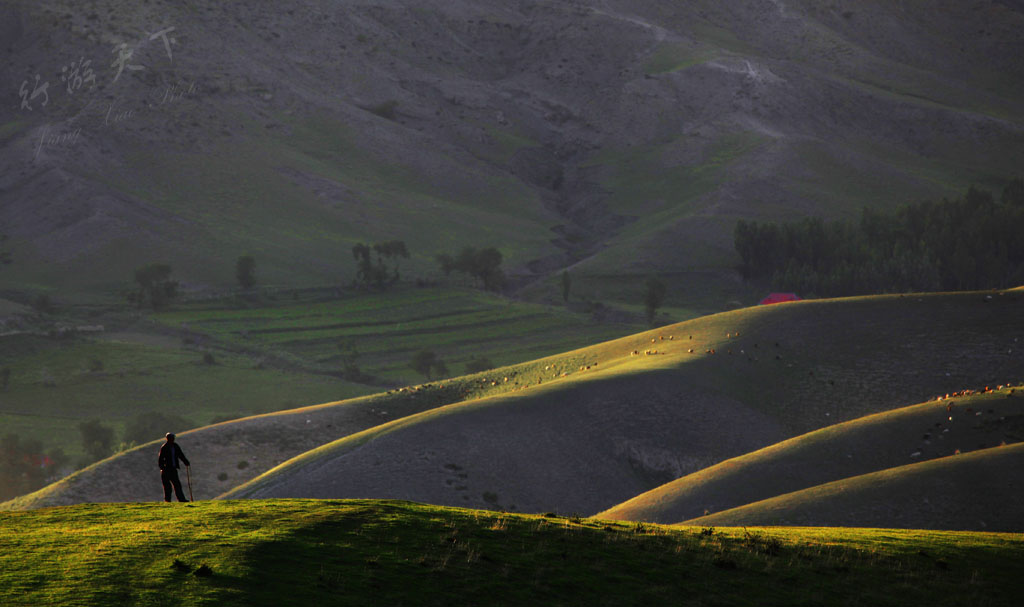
[2,0,1023,305]
[599,387,1024,524]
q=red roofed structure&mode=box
[759,292,801,305]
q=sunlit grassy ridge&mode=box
[1,500,1021,607]
[683,442,1024,531]
[600,387,1024,525]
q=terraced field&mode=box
[154,287,641,382]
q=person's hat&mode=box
[165,433,175,440]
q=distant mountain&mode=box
[2,0,1022,303]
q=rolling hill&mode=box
[682,442,1024,532]
[6,290,1020,513]
[599,387,1024,524]
[216,290,1022,515]
[2,0,1023,309]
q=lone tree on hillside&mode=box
[435,246,506,291]
[337,339,370,383]
[129,263,179,309]
[352,240,409,288]
[410,349,449,380]
[236,255,256,290]
[561,270,572,303]
[78,419,114,464]
[644,277,667,326]
[464,356,495,374]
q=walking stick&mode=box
[186,465,194,502]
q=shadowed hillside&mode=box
[600,386,1024,524]
[682,442,1024,532]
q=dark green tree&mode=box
[1003,178,1024,207]
[644,277,667,326]
[410,349,448,380]
[438,247,506,291]
[122,412,195,448]
[236,255,256,290]
[337,339,368,382]
[373,240,410,284]
[130,264,179,309]
[352,243,375,285]
[78,419,114,463]
[1,434,46,500]
[435,253,455,276]
[464,356,495,374]
[353,241,409,288]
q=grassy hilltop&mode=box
[1,500,1022,607]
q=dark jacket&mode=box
[158,442,190,471]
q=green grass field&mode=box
[1,500,1021,607]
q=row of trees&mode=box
[108,241,514,311]
[735,181,1024,296]
[127,255,257,310]
[435,247,506,291]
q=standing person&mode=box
[158,432,190,502]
